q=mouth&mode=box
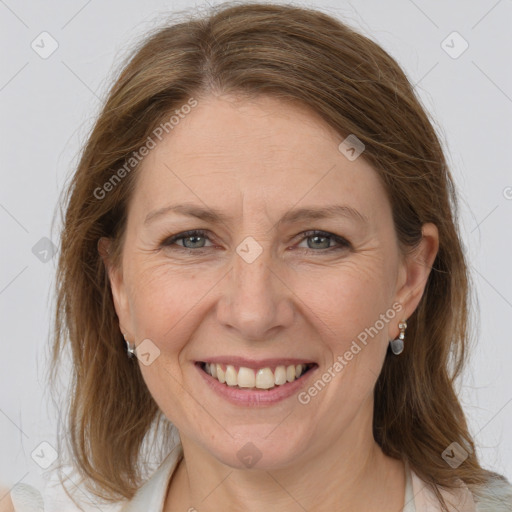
[197,361,317,390]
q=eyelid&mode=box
[297,230,351,249]
[161,229,216,248]
[160,229,351,251]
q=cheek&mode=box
[301,259,396,408]
[301,259,395,345]
[126,261,207,342]
[299,263,395,424]
[124,263,210,427]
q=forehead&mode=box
[131,94,390,224]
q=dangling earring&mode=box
[123,333,136,358]
[389,320,407,355]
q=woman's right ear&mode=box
[97,237,130,327]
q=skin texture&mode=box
[101,94,439,511]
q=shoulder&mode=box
[470,474,512,512]
[411,467,512,511]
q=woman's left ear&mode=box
[394,222,439,321]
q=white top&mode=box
[10,444,479,512]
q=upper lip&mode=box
[197,356,316,370]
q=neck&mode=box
[165,406,405,511]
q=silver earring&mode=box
[123,333,136,358]
[389,320,407,355]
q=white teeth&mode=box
[286,365,296,382]
[203,363,310,389]
[238,366,256,388]
[255,368,275,389]
[217,365,226,383]
[225,365,237,386]
[274,365,287,385]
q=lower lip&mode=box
[195,363,318,406]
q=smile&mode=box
[199,361,316,390]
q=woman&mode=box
[6,2,512,511]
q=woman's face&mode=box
[106,94,437,470]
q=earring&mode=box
[123,333,136,358]
[389,320,407,355]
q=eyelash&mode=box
[160,229,351,254]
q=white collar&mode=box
[118,444,184,512]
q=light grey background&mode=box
[1,0,511,509]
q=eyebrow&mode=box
[144,202,368,226]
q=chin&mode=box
[201,425,311,471]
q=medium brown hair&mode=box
[50,2,501,509]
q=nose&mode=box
[216,242,295,341]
